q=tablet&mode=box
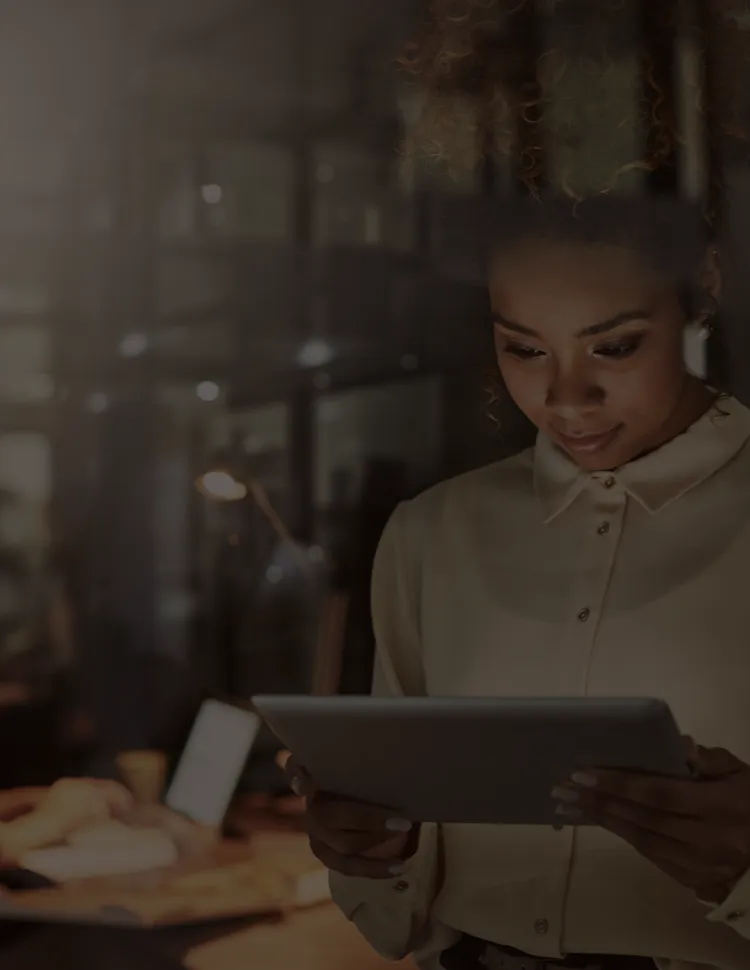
[252,695,690,825]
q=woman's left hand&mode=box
[552,743,750,905]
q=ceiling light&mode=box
[118,333,148,358]
[298,338,334,369]
[201,184,223,204]
[196,381,220,402]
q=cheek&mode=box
[604,338,685,413]
[498,359,547,418]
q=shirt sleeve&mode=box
[328,501,444,961]
[704,868,750,939]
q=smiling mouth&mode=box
[555,426,623,454]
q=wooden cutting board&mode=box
[0,835,327,928]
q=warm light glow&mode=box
[201,184,223,204]
[118,333,148,358]
[308,545,325,563]
[86,392,110,414]
[266,565,283,584]
[196,470,247,502]
[297,338,334,369]
[196,381,221,402]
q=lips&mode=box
[555,426,623,454]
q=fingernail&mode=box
[570,772,597,788]
[291,777,303,795]
[389,863,409,876]
[550,787,579,803]
[385,818,412,833]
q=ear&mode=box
[695,246,721,322]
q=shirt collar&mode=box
[533,395,750,523]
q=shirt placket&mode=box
[530,471,629,958]
[572,472,628,694]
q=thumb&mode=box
[691,743,744,778]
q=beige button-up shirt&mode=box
[329,395,750,970]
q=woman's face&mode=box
[489,236,706,471]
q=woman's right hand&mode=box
[284,754,419,879]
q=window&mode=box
[314,377,442,509]
[202,143,293,240]
[0,325,52,403]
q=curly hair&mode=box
[399,0,750,212]
[398,0,745,442]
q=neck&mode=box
[627,378,718,468]
[659,377,718,445]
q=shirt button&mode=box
[602,475,616,489]
[577,607,590,622]
[534,918,549,935]
[393,880,409,893]
[597,522,610,536]
[727,910,746,922]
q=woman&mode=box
[0,778,132,867]
[287,5,750,970]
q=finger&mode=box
[570,769,714,817]
[309,791,407,833]
[692,746,745,779]
[276,749,291,771]
[558,786,704,844]
[363,828,419,860]
[594,811,742,893]
[594,811,701,872]
[308,837,404,879]
[682,735,700,776]
[283,757,313,796]
[560,789,736,862]
[307,821,404,857]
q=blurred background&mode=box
[0,0,748,799]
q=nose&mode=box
[545,363,604,419]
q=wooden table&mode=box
[185,902,413,970]
[1,823,415,970]
[185,829,414,970]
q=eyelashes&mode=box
[593,334,646,359]
[503,333,647,362]
[503,342,544,360]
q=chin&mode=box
[554,425,637,471]
[567,450,622,472]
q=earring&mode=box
[682,321,711,380]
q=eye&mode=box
[504,341,546,361]
[594,334,646,360]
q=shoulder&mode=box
[388,447,536,555]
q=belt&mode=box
[440,936,656,970]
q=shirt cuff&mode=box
[328,822,439,960]
[705,867,750,937]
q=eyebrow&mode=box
[491,309,654,339]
